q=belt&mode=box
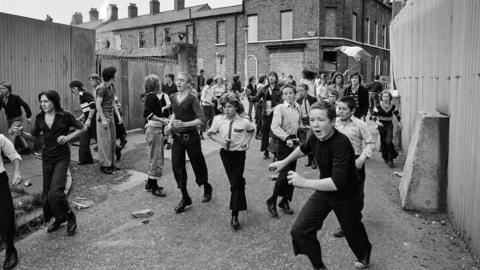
[173,130,198,141]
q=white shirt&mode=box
[208,114,255,151]
[335,117,375,159]
[0,134,21,173]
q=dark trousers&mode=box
[220,149,247,212]
[114,113,127,144]
[0,172,15,245]
[42,157,70,222]
[201,105,214,131]
[260,114,273,152]
[172,131,209,189]
[271,141,296,202]
[78,120,96,163]
[368,92,379,115]
[255,102,263,136]
[378,123,398,162]
[291,192,372,268]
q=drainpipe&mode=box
[234,14,238,74]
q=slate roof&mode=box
[77,4,242,33]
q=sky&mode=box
[0,0,242,25]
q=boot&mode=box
[66,210,77,235]
[3,248,18,270]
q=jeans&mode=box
[42,157,70,222]
[96,112,116,167]
[146,126,164,180]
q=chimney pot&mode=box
[89,8,99,22]
[107,4,118,21]
[174,0,185,11]
[70,12,83,25]
[128,3,138,18]
[150,0,160,15]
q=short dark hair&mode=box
[200,69,205,73]
[338,96,356,111]
[38,90,63,111]
[206,78,214,86]
[219,93,244,114]
[0,82,12,93]
[248,76,255,83]
[102,66,117,81]
[350,72,362,83]
[302,69,316,81]
[374,74,380,80]
[258,75,267,84]
[165,74,174,81]
[69,80,84,90]
[310,101,336,121]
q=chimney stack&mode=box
[70,12,83,25]
[89,8,99,22]
[150,0,160,15]
[174,0,185,11]
[128,3,138,18]
[107,4,118,21]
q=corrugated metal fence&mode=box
[0,12,95,133]
[95,55,177,130]
[390,0,480,258]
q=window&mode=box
[138,32,146,48]
[383,25,387,48]
[325,8,337,37]
[281,10,293,40]
[323,51,337,63]
[375,21,379,46]
[186,24,194,44]
[216,21,226,44]
[374,56,381,76]
[95,37,102,50]
[352,13,357,41]
[247,15,258,42]
[365,18,370,44]
[114,35,121,50]
[164,28,171,43]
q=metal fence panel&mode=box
[0,13,95,133]
[390,0,480,258]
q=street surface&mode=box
[6,127,480,270]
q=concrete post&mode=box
[399,111,449,213]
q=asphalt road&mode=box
[7,134,479,270]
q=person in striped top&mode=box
[69,80,96,165]
[372,90,402,168]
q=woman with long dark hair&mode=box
[18,90,86,235]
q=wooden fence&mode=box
[95,55,177,130]
[390,0,480,259]
[0,12,95,133]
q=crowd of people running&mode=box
[0,66,401,270]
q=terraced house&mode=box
[73,0,391,85]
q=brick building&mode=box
[74,0,391,84]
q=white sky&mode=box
[0,0,242,25]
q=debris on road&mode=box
[72,199,94,209]
[23,179,32,187]
[131,209,154,218]
[393,171,403,177]
[142,219,150,224]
